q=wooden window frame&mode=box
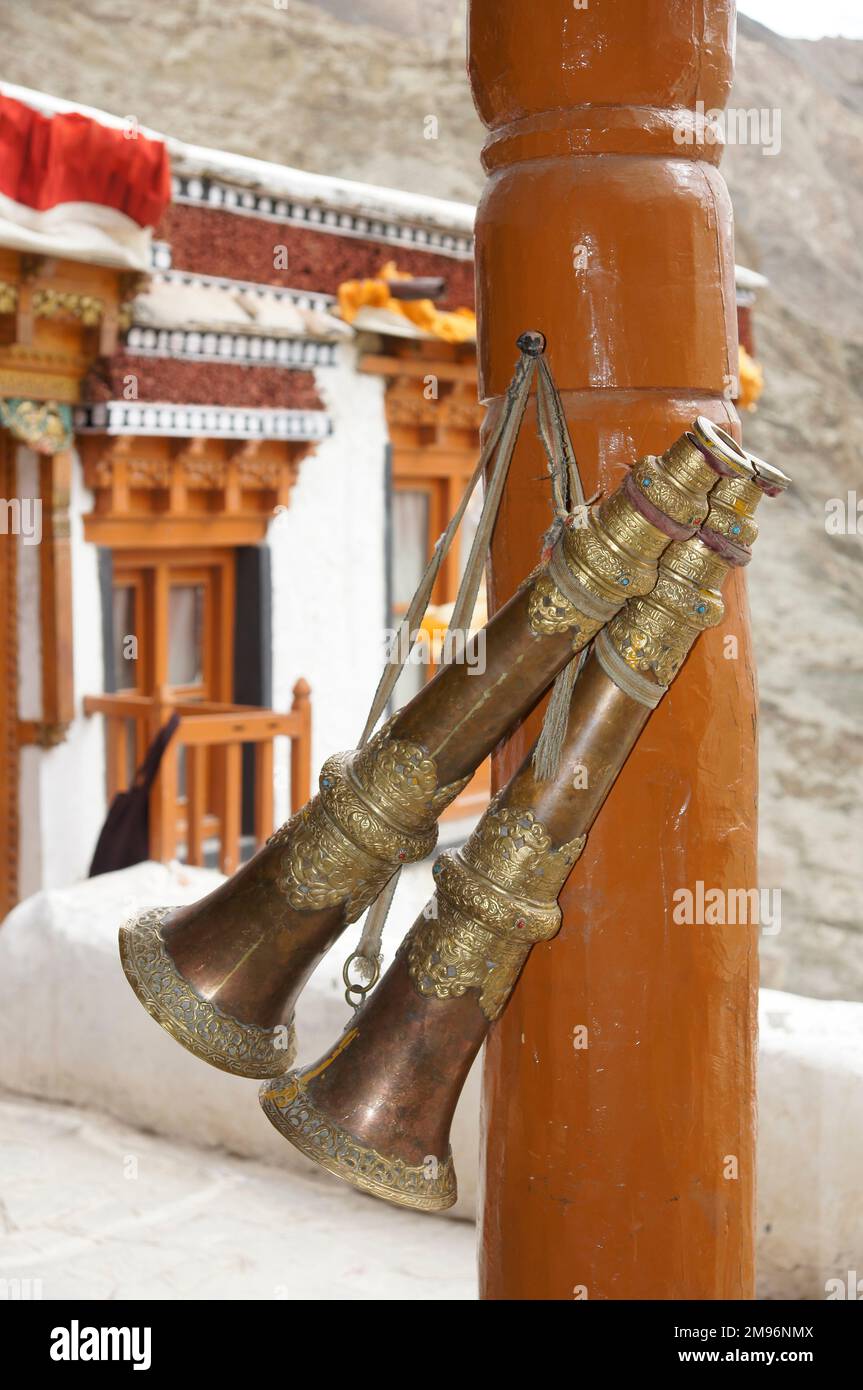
[110,548,235,703]
[381,351,491,821]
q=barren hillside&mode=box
[0,0,486,201]
[1,2,860,997]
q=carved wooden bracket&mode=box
[0,249,130,401]
[359,338,483,447]
[81,433,315,546]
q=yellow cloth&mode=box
[738,344,764,411]
[421,594,487,642]
[337,261,476,343]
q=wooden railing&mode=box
[83,679,311,875]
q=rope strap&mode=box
[358,353,533,748]
[348,332,589,1006]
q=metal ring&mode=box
[516,329,546,357]
[691,417,754,479]
[745,450,792,496]
[342,950,381,1011]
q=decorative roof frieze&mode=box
[74,401,332,442]
[124,326,339,368]
[172,174,474,261]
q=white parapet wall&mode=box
[0,864,860,1297]
[757,988,863,1301]
[0,859,481,1222]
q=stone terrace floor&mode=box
[0,1091,475,1301]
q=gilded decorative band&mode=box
[702,479,760,547]
[527,569,609,640]
[459,801,585,902]
[526,431,729,641]
[623,471,697,541]
[605,580,713,689]
[119,907,296,1078]
[699,526,752,567]
[403,903,534,1022]
[546,541,622,622]
[594,628,667,709]
[405,799,586,1020]
[325,752,439,860]
[553,434,720,611]
[432,850,562,942]
[270,717,469,923]
[350,714,470,833]
[259,1075,457,1211]
[560,498,664,603]
[606,470,769,688]
[623,447,713,532]
[274,799,407,923]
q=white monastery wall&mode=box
[16,447,106,897]
[269,340,389,821]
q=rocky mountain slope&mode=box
[726,21,863,997]
[0,0,487,201]
[2,2,860,997]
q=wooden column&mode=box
[0,434,19,917]
[39,450,75,731]
[470,1,756,1300]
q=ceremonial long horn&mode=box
[119,417,747,1079]
[259,450,791,1210]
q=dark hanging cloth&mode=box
[88,712,180,877]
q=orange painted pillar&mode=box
[470,2,757,1299]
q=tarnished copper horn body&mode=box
[259,447,791,1210]
[119,421,740,1079]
